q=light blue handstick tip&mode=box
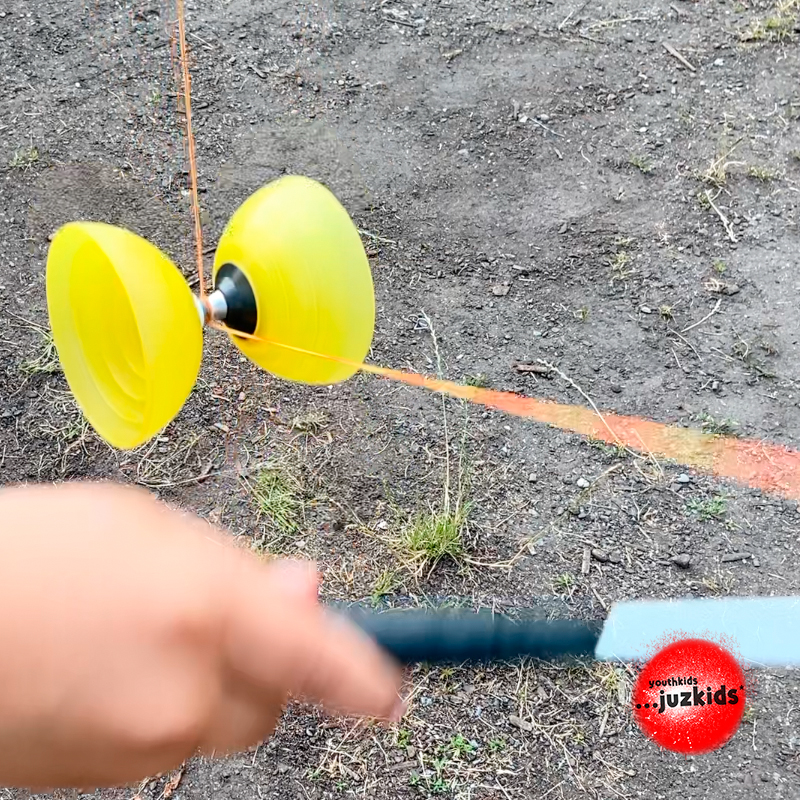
[594,596,800,668]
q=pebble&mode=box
[721,552,753,563]
[492,283,510,296]
[592,548,610,563]
[528,473,538,483]
[677,473,692,484]
[509,714,533,732]
[671,554,691,569]
[608,551,622,564]
[277,763,291,774]
[577,477,590,489]
[610,383,622,394]
[723,283,741,296]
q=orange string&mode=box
[210,322,800,502]
[175,0,206,298]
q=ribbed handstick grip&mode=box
[336,606,601,665]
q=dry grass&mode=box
[19,328,61,375]
[748,164,779,182]
[390,311,473,579]
[371,567,402,603]
[8,145,40,169]
[628,154,653,174]
[290,409,328,433]
[700,569,735,595]
[740,0,800,42]
[38,388,90,444]
[698,140,745,188]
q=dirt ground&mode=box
[2,0,800,798]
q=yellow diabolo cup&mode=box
[46,222,203,450]
[213,175,375,384]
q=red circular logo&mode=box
[632,638,747,754]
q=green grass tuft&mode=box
[249,460,301,535]
[687,495,727,521]
[399,505,469,574]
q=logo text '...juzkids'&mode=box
[636,676,742,714]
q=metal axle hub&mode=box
[193,263,258,334]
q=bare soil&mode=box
[2,1,800,799]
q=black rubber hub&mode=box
[214,263,257,335]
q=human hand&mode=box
[0,481,403,789]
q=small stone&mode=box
[577,477,590,489]
[610,383,622,394]
[492,283,510,296]
[723,283,740,296]
[608,551,622,564]
[559,221,568,234]
[406,746,416,758]
[677,473,692,484]
[509,714,533,732]
[277,763,291,774]
[721,552,753,563]
[538,113,550,122]
[592,548,610,563]
[528,473,538,483]
[640,305,653,314]
[671,554,691,569]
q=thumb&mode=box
[222,557,404,722]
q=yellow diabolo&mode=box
[45,176,376,450]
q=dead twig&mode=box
[559,0,592,30]
[537,360,624,449]
[662,42,696,72]
[704,190,738,242]
[681,298,722,335]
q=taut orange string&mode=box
[210,323,800,501]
